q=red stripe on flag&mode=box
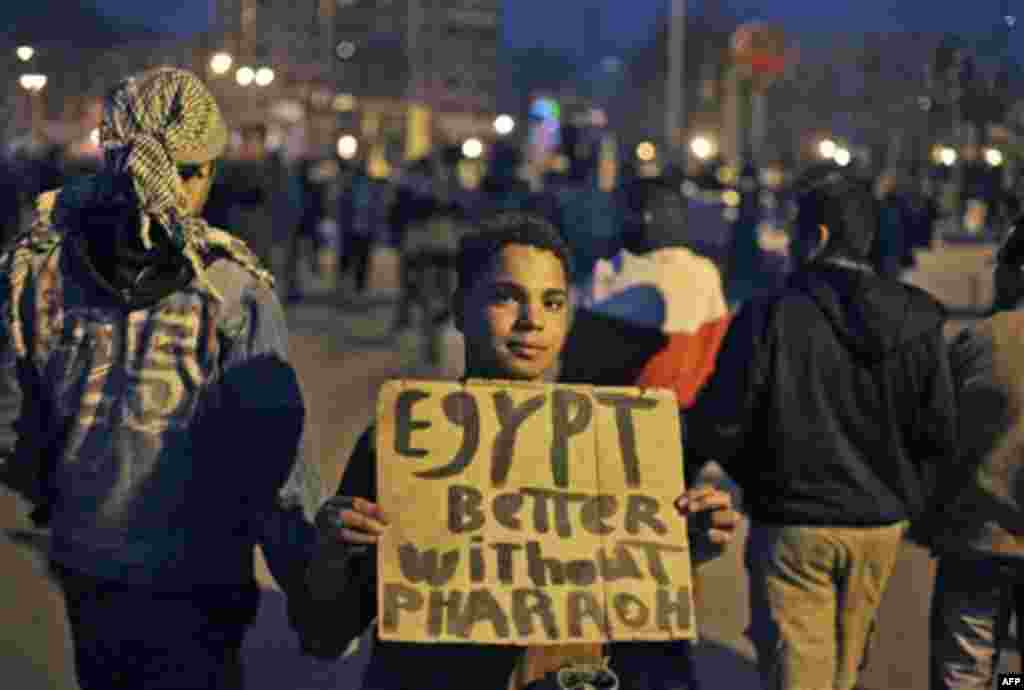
[636,313,733,409]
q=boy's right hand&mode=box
[315,496,389,548]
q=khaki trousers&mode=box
[744,522,908,690]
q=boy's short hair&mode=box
[794,169,877,262]
[456,212,573,294]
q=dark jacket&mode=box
[915,309,1024,561]
[0,192,320,593]
[687,259,957,526]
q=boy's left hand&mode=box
[674,485,741,550]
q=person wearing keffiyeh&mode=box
[0,67,320,690]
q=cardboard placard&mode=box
[376,379,696,646]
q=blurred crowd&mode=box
[0,119,1009,324]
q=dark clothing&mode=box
[916,307,1024,561]
[687,259,957,527]
[341,235,372,293]
[326,428,697,690]
[873,194,912,278]
[339,174,389,293]
[56,563,257,690]
[0,190,320,690]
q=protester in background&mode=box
[724,161,764,304]
[916,216,1024,690]
[556,152,621,292]
[907,176,940,255]
[227,122,280,271]
[474,140,532,219]
[283,148,342,302]
[561,175,735,689]
[0,155,23,246]
[872,170,914,279]
[686,169,958,690]
[390,156,438,332]
[293,213,738,690]
[339,161,390,296]
[563,175,732,413]
[0,68,320,690]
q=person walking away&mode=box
[0,67,320,690]
[872,170,912,280]
[229,122,278,271]
[915,215,1024,689]
[687,169,958,690]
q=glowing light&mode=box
[818,139,837,160]
[254,67,275,87]
[236,66,255,87]
[333,93,356,112]
[494,114,516,136]
[690,135,714,160]
[462,137,484,159]
[89,128,100,147]
[722,190,741,207]
[336,41,357,60]
[985,148,1005,167]
[337,135,359,160]
[940,147,958,167]
[636,141,657,162]
[16,46,34,62]
[529,97,560,121]
[210,52,233,75]
[19,74,47,92]
[834,147,852,167]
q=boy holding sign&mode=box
[297,213,738,689]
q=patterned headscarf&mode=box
[36,67,273,299]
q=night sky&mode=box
[90,0,1016,56]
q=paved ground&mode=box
[0,241,1015,690]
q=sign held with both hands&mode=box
[376,379,696,646]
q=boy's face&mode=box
[458,243,570,381]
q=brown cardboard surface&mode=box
[375,379,695,646]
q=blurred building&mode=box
[209,0,502,167]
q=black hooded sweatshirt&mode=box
[687,260,957,526]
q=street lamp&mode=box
[690,135,715,160]
[636,141,657,162]
[337,134,359,160]
[940,147,958,167]
[16,46,34,62]
[19,74,47,92]
[235,66,255,87]
[985,147,1005,167]
[210,52,234,76]
[818,138,837,160]
[254,67,275,87]
[494,114,515,136]
[462,137,484,159]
